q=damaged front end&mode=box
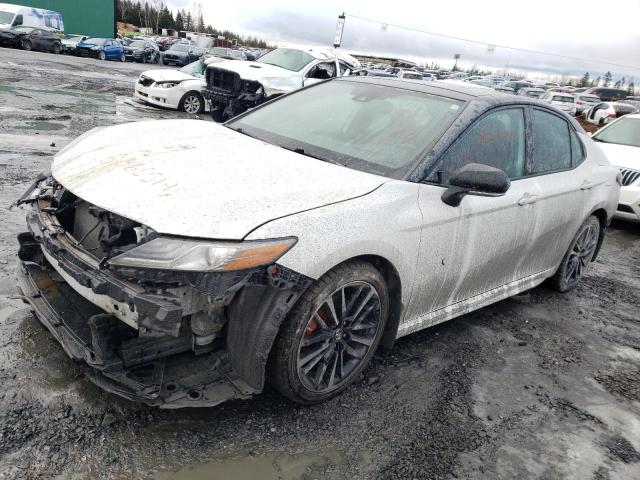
[16,177,311,408]
[202,66,268,121]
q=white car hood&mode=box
[208,60,302,95]
[140,69,197,83]
[52,120,387,240]
[597,142,640,170]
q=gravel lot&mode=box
[1,47,640,480]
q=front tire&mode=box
[549,215,600,292]
[22,39,32,51]
[98,50,106,61]
[179,92,204,114]
[268,261,388,404]
[51,42,61,54]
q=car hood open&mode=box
[597,142,640,171]
[52,119,387,240]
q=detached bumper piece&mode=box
[202,67,265,118]
[17,255,255,408]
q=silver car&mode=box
[17,78,620,408]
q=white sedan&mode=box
[592,113,640,222]
[539,91,577,116]
[134,57,222,114]
[17,79,619,408]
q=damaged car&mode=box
[16,78,620,408]
[134,57,223,114]
[202,46,360,122]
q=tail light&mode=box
[576,99,584,104]
[608,111,616,118]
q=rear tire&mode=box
[548,215,600,292]
[268,261,388,404]
[120,52,126,62]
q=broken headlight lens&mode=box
[107,237,297,272]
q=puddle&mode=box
[155,449,345,480]
[24,121,65,131]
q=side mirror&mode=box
[441,163,510,207]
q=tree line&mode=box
[575,72,636,94]
[116,0,272,49]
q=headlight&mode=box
[108,237,297,272]
[157,82,179,88]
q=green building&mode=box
[4,0,115,37]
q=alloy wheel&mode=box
[296,281,382,393]
[184,95,201,114]
[564,222,598,286]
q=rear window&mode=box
[552,96,574,103]
[580,96,600,103]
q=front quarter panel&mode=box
[245,180,423,315]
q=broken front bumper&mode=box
[16,193,312,408]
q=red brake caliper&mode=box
[304,318,318,337]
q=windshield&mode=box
[527,91,543,98]
[580,96,600,103]
[231,50,243,58]
[179,60,204,76]
[170,44,189,52]
[84,38,106,45]
[228,80,464,178]
[593,117,640,148]
[129,41,146,48]
[0,10,14,24]
[258,48,314,72]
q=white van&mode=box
[0,3,64,32]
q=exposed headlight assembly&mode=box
[108,237,297,272]
[156,82,179,88]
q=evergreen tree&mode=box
[628,81,636,96]
[603,71,612,87]
[197,13,205,33]
[175,10,183,31]
[184,12,193,31]
[593,76,601,87]
[580,72,590,87]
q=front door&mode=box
[402,107,539,332]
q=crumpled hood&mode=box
[208,60,302,94]
[140,69,196,82]
[52,120,387,240]
[597,142,640,170]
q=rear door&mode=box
[523,108,590,274]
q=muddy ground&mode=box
[1,47,640,480]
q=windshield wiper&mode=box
[592,137,607,143]
[287,146,345,167]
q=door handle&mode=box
[518,194,538,206]
[581,181,597,190]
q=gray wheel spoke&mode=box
[351,289,374,321]
[327,352,338,387]
[313,312,330,330]
[343,341,365,359]
[348,333,374,347]
[340,288,347,318]
[300,341,331,371]
[325,297,340,327]
[301,330,331,347]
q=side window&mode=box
[307,62,337,80]
[437,108,526,184]
[530,109,571,174]
[570,129,584,166]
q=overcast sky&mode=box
[167,0,640,80]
